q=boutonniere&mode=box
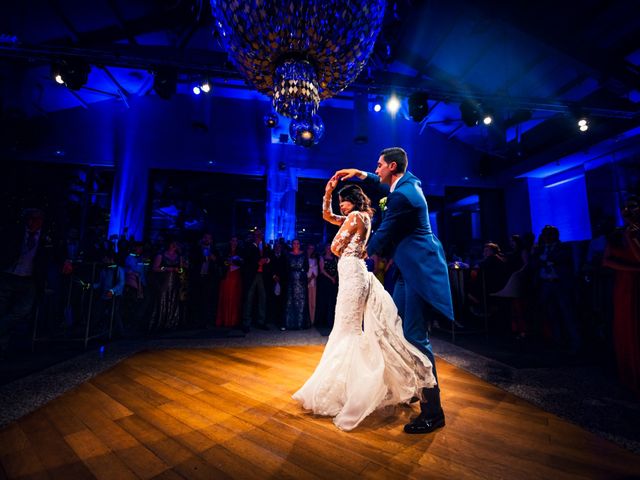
[379,197,388,212]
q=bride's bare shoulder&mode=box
[348,210,370,224]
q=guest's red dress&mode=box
[216,265,242,328]
[607,232,640,396]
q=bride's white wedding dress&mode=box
[292,202,436,431]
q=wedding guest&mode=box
[216,237,243,328]
[149,240,184,331]
[284,239,309,329]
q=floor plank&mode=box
[1,346,639,479]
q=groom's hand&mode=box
[335,168,366,181]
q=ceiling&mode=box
[1,0,639,175]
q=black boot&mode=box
[404,387,445,434]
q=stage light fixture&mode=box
[200,81,211,93]
[51,61,90,90]
[193,86,201,95]
[483,115,493,125]
[408,92,430,122]
[386,95,400,115]
[459,99,482,127]
[373,95,384,112]
[153,69,177,100]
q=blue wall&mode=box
[528,173,592,242]
[5,94,489,240]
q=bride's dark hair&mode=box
[338,184,375,218]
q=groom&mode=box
[335,147,454,434]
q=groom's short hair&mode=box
[380,147,408,173]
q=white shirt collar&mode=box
[389,174,403,193]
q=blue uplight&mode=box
[529,174,592,241]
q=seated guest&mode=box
[468,242,510,308]
[83,252,126,337]
[123,242,149,334]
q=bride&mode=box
[292,177,436,431]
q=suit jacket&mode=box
[241,241,270,283]
[364,171,454,320]
[531,241,574,288]
[189,243,222,281]
[265,250,288,292]
[0,225,61,290]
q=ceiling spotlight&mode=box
[153,69,177,100]
[577,116,589,132]
[51,61,90,90]
[200,81,211,93]
[386,95,401,115]
[264,111,279,128]
[483,115,493,125]
[192,86,201,95]
[408,92,430,122]
[373,95,384,112]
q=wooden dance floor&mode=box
[1,346,639,479]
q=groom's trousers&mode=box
[393,273,439,382]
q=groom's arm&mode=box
[334,169,390,195]
[367,192,413,257]
[362,172,390,195]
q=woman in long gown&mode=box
[284,239,309,329]
[603,196,640,396]
[149,240,184,331]
[292,179,436,431]
[216,237,243,328]
[307,243,319,325]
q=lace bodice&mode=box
[323,195,371,259]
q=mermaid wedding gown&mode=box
[292,201,436,431]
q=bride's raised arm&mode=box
[323,176,346,226]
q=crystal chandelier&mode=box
[211,0,386,146]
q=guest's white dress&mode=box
[292,201,436,431]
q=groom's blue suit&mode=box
[364,171,454,379]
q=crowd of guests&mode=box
[0,199,638,398]
[450,197,640,397]
[88,229,350,335]
[0,214,387,350]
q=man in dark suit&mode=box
[189,232,222,327]
[265,242,288,329]
[531,225,581,353]
[0,209,59,351]
[336,147,454,434]
[241,229,270,332]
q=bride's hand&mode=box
[325,176,338,194]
